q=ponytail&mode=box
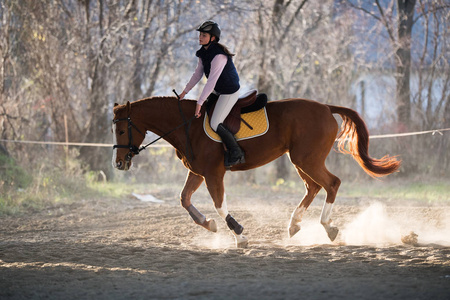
[216,42,235,57]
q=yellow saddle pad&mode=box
[204,108,269,142]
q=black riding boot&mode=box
[216,123,245,167]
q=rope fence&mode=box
[1,127,449,148]
[369,127,450,139]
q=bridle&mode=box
[112,91,195,163]
[112,117,146,163]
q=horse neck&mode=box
[133,97,194,147]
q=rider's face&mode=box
[199,32,215,46]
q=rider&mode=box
[178,20,245,167]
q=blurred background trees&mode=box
[1,0,449,188]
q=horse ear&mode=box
[126,101,131,115]
[114,103,119,107]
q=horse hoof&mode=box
[289,224,301,238]
[206,219,217,232]
[235,235,248,248]
[327,226,339,242]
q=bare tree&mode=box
[0,0,245,174]
[345,0,449,127]
[345,0,449,175]
[414,0,450,129]
[2,0,447,180]
[234,0,358,179]
[414,0,450,173]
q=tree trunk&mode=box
[438,94,450,174]
[395,0,416,126]
[78,0,112,176]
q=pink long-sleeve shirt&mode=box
[183,54,228,106]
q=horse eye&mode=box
[119,130,125,135]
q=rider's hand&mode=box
[179,91,186,100]
[195,104,202,118]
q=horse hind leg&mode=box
[310,167,341,242]
[289,168,322,238]
[320,200,339,242]
[291,159,341,242]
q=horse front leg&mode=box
[181,171,217,232]
[217,194,248,248]
[205,175,248,248]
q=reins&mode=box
[173,89,195,162]
[138,114,195,156]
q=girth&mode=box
[205,90,268,134]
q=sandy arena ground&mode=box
[1,184,449,299]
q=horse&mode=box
[112,96,400,247]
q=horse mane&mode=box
[114,96,194,114]
[133,96,177,106]
[133,96,198,105]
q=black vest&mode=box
[196,43,240,94]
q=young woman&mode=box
[179,20,245,167]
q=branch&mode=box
[413,2,450,25]
[375,0,396,42]
[346,0,381,21]
[278,0,309,46]
[345,0,396,42]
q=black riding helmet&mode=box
[197,20,221,42]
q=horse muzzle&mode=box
[114,152,133,171]
[115,159,131,171]
[112,146,135,171]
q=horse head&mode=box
[112,101,146,171]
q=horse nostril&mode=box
[116,161,123,169]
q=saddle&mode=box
[205,90,268,134]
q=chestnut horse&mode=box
[112,96,400,247]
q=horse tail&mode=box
[328,105,401,178]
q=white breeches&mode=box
[210,89,240,131]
